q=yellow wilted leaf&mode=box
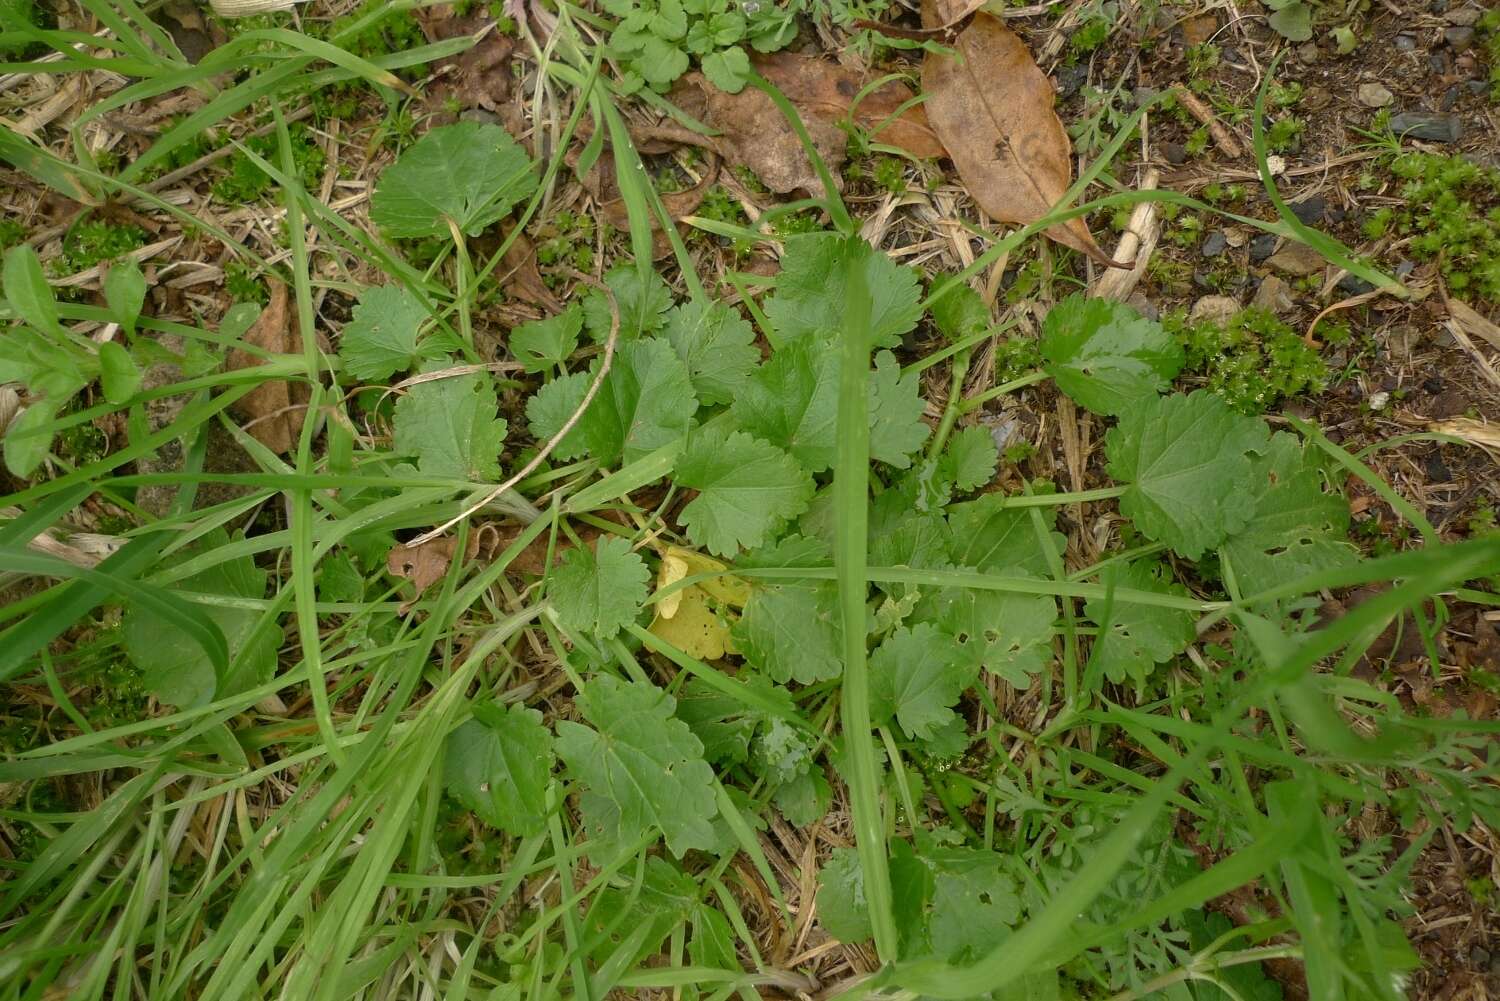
[661,546,749,610]
[650,585,739,661]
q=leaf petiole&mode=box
[959,368,1047,412]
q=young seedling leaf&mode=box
[1220,432,1359,596]
[1039,295,1184,416]
[675,426,814,556]
[393,370,506,481]
[103,258,146,336]
[550,535,649,639]
[339,285,430,381]
[2,245,60,334]
[443,703,552,837]
[555,675,718,858]
[868,350,931,468]
[370,121,538,239]
[510,303,583,374]
[664,299,759,405]
[1106,390,1271,559]
[869,622,976,741]
[580,337,697,466]
[764,234,922,349]
[731,338,838,471]
[97,341,140,405]
[1084,560,1195,686]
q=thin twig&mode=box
[1171,85,1243,159]
[407,279,620,547]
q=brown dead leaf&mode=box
[388,532,480,611]
[415,9,520,130]
[920,0,1115,265]
[471,227,562,313]
[226,281,307,454]
[672,53,942,196]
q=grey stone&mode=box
[1337,274,1376,295]
[1055,63,1088,100]
[1250,233,1278,263]
[1126,292,1159,322]
[1290,195,1326,225]
[1395,259,1416,279]
[1190,295,1241,326]
[1389,112,1463,142]
[1445,26,1475,49]
[1201,231,1228,257]
[1446,6,1480,24]
[1357,82,1394,108]
[1394,34,1417,51]
[1441,85,1461,111]
[1430,51,1451,74]
[1266,242,1326,276]
[1252,274,1295,314]
[1297,42,1320,64]
[1164,142,1188,165]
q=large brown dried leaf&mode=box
[416,9,521,131]
[388,532,480,613]
[226,281,306,454]
[675,53,942,196]
[920,1,1114,264]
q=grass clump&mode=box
[1165,305,1327,413]
[1367,151,1500,302]
[212,122,327,203]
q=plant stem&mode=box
[447,218,475,360]
[1001,485,1127,507]
[960,368,1048,413]
[924,345,972,461]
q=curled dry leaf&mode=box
[388,532,481,611]
[226,281,307,454]
[919,0,1116,265]
[672,52,942,196]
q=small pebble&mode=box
[1267,242,1326,276]
[1394,34,1417,51]
[1055,63,1088,100]
[1445,26,1475,50]
[1429,0,1447,12]
[1429,51,1451,74]
[1249,233,1278,263]
[1440,85,1461,112]
[1368,390,1391,411]
[1126,292,1159,322]
[1297,42,1320,64]
[1389,111,1464,142]
[1423,375,1444,394]
[1252,274,1294,314]
[1470,80,1490,96]
[1425,455,1451,482]
[1164,142,1188,165]
[1396,260,1416,279]
[1201,231,1228,257]
[1338,274,1376,295]
[1290,196,1326,225]
[1446,6,1479,25]
[1190,295,1241,326]
[1357,82,1394,108]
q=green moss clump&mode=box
[1481,10,1499,102]
[1384,152,1500,302]
[0,217,25,250]
[1164,306,1326,414]
[59,219,147,274]
[212,122,327,203]
[225,261,270,305]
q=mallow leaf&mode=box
[550,535,649,639]
[370,122,537,238]
[764,234,922,349]
[1220,432,1358,596]
[664,299,758,405]
[869,623,976,741]
[674,426,814,557]
[555,676,718,858]
[922,586,1055,688]
[340,285,429,381]
[734,580,842,684]
[443,702,553,837]
[580,337,697,466]
[1040,294,1184,416]
[1105,390,1271,560]
[817,847,874,943]
[947,495,1065,576]
[393,369,506,480]
[525,370,591,461]
[510,303,582,374]
[1084,560,1195,686]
